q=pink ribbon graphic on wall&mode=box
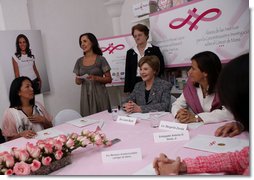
[169,8,222,31]
[101,43,125,54]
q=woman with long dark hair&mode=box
[73,33,112,116]
[12,34,42,94]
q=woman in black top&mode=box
[124,24,165,93]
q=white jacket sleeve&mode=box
[171,93,188,117]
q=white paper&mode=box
[184,135,249,153]
[117,116,137,125]
[101,148,142,163]
[153,130,189,143]
[67,118,99,127]
[76,74,89,79]
[133,163,156,175]
[159,121,188,131]
[34,128,66,140]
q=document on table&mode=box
[184,135,249,153]
[67,118,100,127]
[34,128,66,140]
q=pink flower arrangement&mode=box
[0,128,111,175]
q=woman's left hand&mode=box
[176,109,196,123]
[28,115,46,124]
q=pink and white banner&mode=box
[150,0,249,67]
[99,34,135,86]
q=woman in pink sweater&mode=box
[153,53,249,175]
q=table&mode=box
[1,111,249,175]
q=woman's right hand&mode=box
[19,130,37,139]
[75,76,83,85]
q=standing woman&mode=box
[124,24,165,93]
[73,33,112,117]
[12,34,42,94]
[171,51,233,124]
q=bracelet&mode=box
[195,115,199,122]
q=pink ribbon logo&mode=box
[101,43,125,54]
[169,8,221,31]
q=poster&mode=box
[99,34,135,86]
[150,0,249,67]
[0,30,50,94]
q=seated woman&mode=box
[1,76,52,141]
[171,51,233,124]
[153,53,249,175]
[122,55,172,113]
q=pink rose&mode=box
[18,149,29,161]
[30,159,41,172]
[81,129,90,136]
[36,140,46,149]
[105,140,112,146]
[26,143,41,158]
[5,169,13,175]
[94,134,103,145]
[65,138,75,148]
[42,156,52,166]
[56,135,67,143]
[54,140,63,150]
[43,143,53,154]
[78,136,90,147]
[13,161,31,175]
[54,150,63,160]
[10,147,20,159]
[70,133,78,139]
[4,154,15,168]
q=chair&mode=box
[170,95,177,112]
[54,109,82,126]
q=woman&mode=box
[122,55,171,113]
[12,34,42,94]
[124,24,165,93]
[73,33,112,116]
[1,77,52,141]
[171,51,233,124]
[153,53,249,175]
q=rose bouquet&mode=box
[0,128,111,175]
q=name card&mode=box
[117,116,137,125]
[153,130,189,143]
[101,148,142,163]
[159,121,187,131]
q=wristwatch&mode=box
[194,115,199,122]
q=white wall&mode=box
[0,0,141,125]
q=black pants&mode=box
[0,129,5,144]
[32,78,41,94]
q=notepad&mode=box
[67,118,100,127]
[34,128,65,140]
[184,135,249,153]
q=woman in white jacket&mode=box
[171,51,233,124]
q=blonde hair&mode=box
[138,55,160,76]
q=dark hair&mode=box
[138,55,160,76]
[131,24,149,40]
[9,76,35,108]
[79,33,102,56]
[217,53,249,131]
[15,34,34,58]
[191,51,222,94]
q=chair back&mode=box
[54,109,82,126]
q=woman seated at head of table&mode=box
[171,51,234,124]
[122,55,172,113]
[1,76,52,141]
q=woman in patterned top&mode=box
[1,76,52,141]
[153,53,249,175]
[122,55,171,113]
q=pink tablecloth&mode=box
[1,111,249,175]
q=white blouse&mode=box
[171,87,234,124]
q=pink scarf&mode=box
[183,78,221,114]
